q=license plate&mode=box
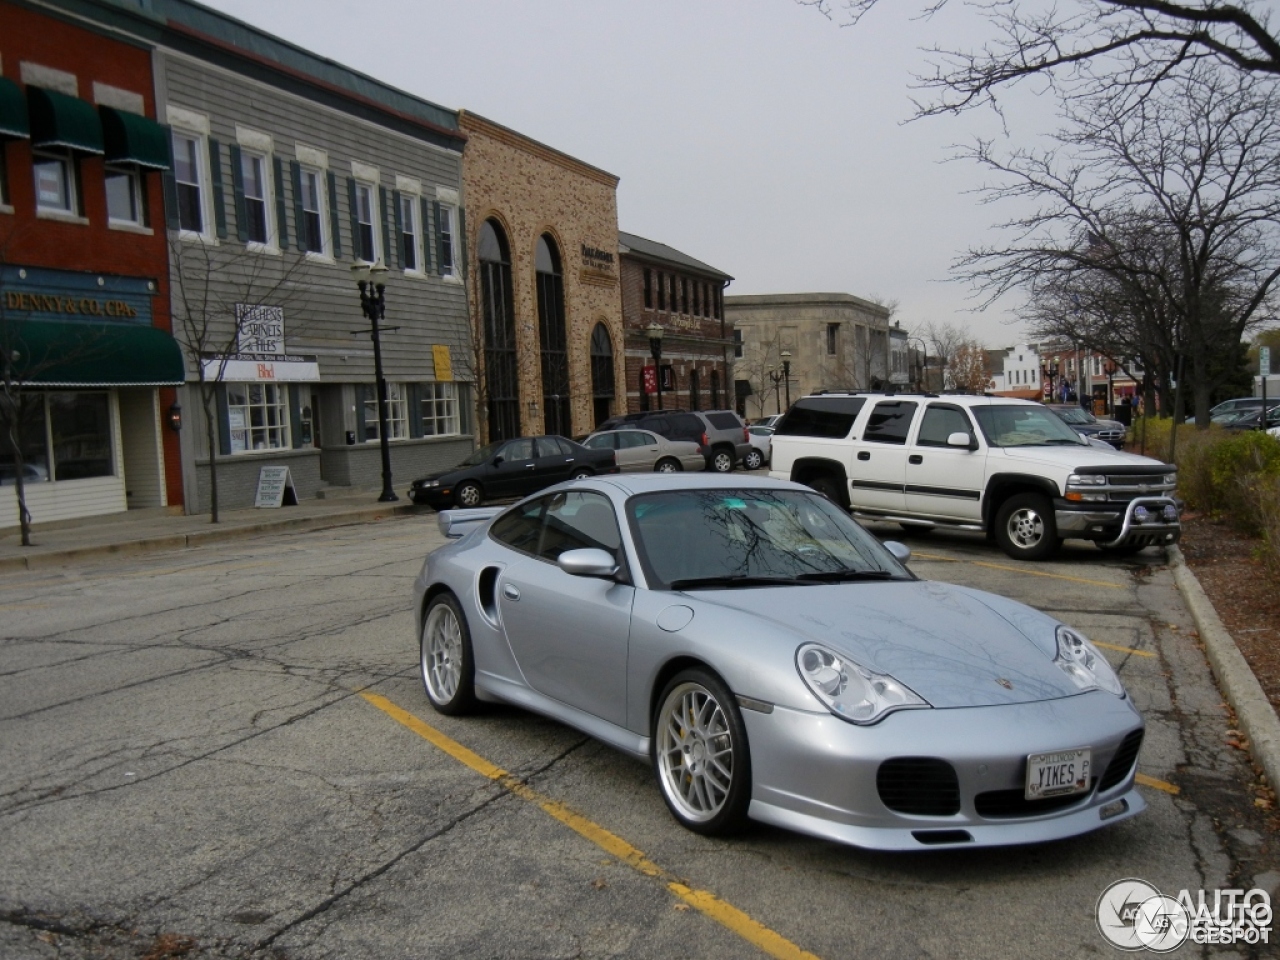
[1025,748,1091,800]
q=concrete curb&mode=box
[1169,545,1280,792]
[0,503,420,573]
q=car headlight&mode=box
[1054,626,1125,697]
[796,643,928,724]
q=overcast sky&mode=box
[200,0,1038,348]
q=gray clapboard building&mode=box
[59,0,474,510]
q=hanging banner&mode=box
[643,364,657,395]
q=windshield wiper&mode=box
[795,569,900,583]
[668,575,814,590]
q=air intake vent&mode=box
[877,757,960,816]
[975,782,1095,818]
[1098,729,1144,792]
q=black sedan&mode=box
[408,435,618,509]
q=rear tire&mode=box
[571,468,593,480]
[743,449,764,471]
[652,669,751,836]
[994,493,1061,561]
[655,458,682,473]
[711,449,734,473]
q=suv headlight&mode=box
[1065,473,1108,502]
[1054,626,1125,697]
[796,643,928,724]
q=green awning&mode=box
[6,320,184,387]
[0,77,28,140]
[28,86,103,154]
[100,106,170,169]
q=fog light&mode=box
[1100,799,1129,820]
[1162,504,1178,522]
[1133,505,1150,523]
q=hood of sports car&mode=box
[695,580,1081,708]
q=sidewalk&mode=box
[0,490,422,572]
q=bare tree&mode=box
[915,321,972,389]
[950,339,995,392]
[168,237,309,522]
[803,0,1280,116]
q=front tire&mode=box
[742,449,764,471]
[652,669,751,835]
[994,493,1061,561]
[711,449,734,473]
[420,594,477,715]
[807,475,847,508]
[654,457,682,473]
[454,481,483,508]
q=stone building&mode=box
[725,293,891,419]
[617,232,734,414]
[1,0,184,529]
[458,111,626,441]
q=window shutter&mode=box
[273,155,288,249]
[408,382,423,438]
[420,196,434,274]
[456,205,467,278]
[432,199,444,276]
[162,127,181,231]
[379,186,393,268]
[215,384,232,456]
[392,190,404,269]
[289,384,305,449]
[345,177,358,256]
[355,384,369,440]
[327,170,342,260]
[228,143,248,243]
[207,138,227,240]
[290,160,305,252]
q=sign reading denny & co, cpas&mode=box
[0,265,156,325]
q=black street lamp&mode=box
[351,260,398,503]
[907,337,928,392]
[647,321,665,411]
[781,349,792,410]
[767,364,784,415]
[1105,359,1117,417]
[1040,361,1059,402]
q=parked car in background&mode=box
[752,414,783,428]
[596,409,752,473]
[1044,404,1126,449]
[1222,405,1280,432]
[745,425,774,469]
[699,409,754,472]
[1208,397,1280,423]
[408,435,618,509]
[416,474,1146,849]
[582,429,705,473]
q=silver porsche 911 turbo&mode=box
[412,474,1145,851]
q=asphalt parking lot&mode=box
[0,512,1275,959]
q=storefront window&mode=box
[49,393,112,480]
[363,382,408,441]
[0,399,50,486]
[421,382,459,436]
[227,382,291,453]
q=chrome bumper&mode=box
[1055,496,1180,547]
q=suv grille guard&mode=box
[1102,496,1181,549]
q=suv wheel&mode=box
[711,449,734,473]
[994,493,1061,561]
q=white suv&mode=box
[769,392,1180,561]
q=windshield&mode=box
[459,441,503,467]
[1051,407,1094,425]
[627,489,911,589]
[972,405,1088,448]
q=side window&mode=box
[503,439,534,461]
[862,401,918,445]
[538,491,622,562]
[584,434,615,450]
[774,397,866,439]
[643,416,670,436]
[537,437,572,457]
[623,432,652,449]
[917,405,975,447]
[705,412,741,430]
[490,499,545,555]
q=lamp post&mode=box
[767,365,784,414]
[351,259,398,502]
[906,337,928,392]
[780,349,792,410]
[1105,359,1117,417]
[1040,361,1059,402]
[647,321,665,411]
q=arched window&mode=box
[590,322,615,427]
[479,220,519,442]
[536,234,570,436]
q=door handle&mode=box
[909,455,923,464]
[857,451,870,461]
[503,584,521,601]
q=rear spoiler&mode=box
[437,507,503,539]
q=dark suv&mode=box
[597,409,753,472]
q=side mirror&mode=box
[947,432,977,451]
[492,456,505,466]
[557,548,619,579]
[883,541,912,564]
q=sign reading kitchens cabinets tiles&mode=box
[254,466,298,508]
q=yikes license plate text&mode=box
[1026,748,1091,800]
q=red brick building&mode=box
[617,232,734,414]
[1,0,184,527]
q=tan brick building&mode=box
[458,111,626,442]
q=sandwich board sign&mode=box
[255,466,298,508]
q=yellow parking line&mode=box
[911,552,1123,589]
[1136,773,1180,795]
[361,691,822,960]
[1093,641,1155,658]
